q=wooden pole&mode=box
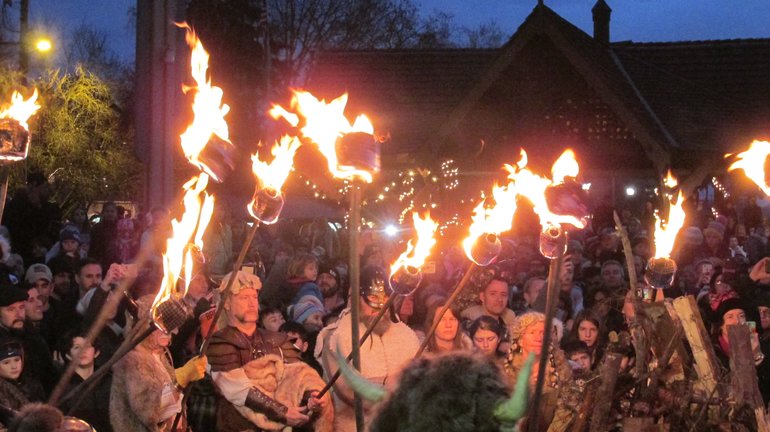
[588,351,623,432]
[348,182,364,432]
[727,325,770,432]
[670,296,723,399]
[528,235,565,432]
[0,168,9,224]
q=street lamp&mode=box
[34,38,52,53]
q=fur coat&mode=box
[110,343,183,432]
[234,354,333,432]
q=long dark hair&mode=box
[567,309,606,367]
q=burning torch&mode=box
[644,171,686,301]
[727,140,770,196]
[271,90,381,431]
[415,169,519,358]
[316,212,438,399]
[506,149,588,432]
[0,89,40,220]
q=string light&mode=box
[712,177,730,198]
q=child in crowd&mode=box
[0,339,45,413]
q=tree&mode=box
[0,65,140,214]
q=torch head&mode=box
[249,186,284,225]
[539,224,566,260]
[0,118,30,163]
[544,181,589,225]
[644,256,677,290]
[336,131,381,177]
[388,265,422,297]
[197,134,237,183]
[468,233,502,266]
[152,296,193,334]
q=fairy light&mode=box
[712,177,730,198]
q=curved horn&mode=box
[493,352,535,424]
[333,341,387,402]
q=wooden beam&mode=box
[670,296,723,398]
[727,325,770,432]
[589,351,623,432]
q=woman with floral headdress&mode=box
[504,312,574,432]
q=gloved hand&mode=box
[175,355,207,388]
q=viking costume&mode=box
[503,312,575,432]
[206,271,333,432]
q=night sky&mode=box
[25,0,770,64]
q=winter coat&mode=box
[110,343,183,432]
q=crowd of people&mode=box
[0,172,768,431]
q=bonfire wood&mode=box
[589,351,623,432]
[671,296,723,398]
[727,325,770,432]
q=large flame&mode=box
[178,25,231,181]
[652,171,686,259]
[0,89,40,130]
[271,90,375,182]
[153,175,215,309]
[506,149,585,230]
[391,212,439,277]
[249,135,301,192]
[727,140,770,196]
[462,181,517,263]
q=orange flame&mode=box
[0,89,41,130]
[506,149,585,230]
[652,171,686,259]
[153,175,215,309]
[271,90,375,182]
[727,140,770,196]
[249,135,301,192]
[178,25,232,181]
[391,212,438,277]
[462,181,517,263]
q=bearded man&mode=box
[206,271,332,432]
[316,265,419,431]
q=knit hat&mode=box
[683,226,704,245]
[0,287,28,307]
[59,228,81,244]
[510,311,545,342]
[25,263,52,285]
[217,270,262,296]
[704,221,726,239]
[290,295,325,324]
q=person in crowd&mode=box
[279,321,324,377]
[710,298,766,380]
[317,265,344,315]
[45,227,84,268]
[202,204,234,278]
[139,206,171,280]
[284,253,322,307]
[461,278,516,349]
[23,265,54,345]
[258,305,286,333]
[89,202,120,269]
[503,312,573,431]
[560,258,583,319]
[111,295,207,431]
[0,339,45,413]
[673,226,705,269]
[520,277,546,312]
[599,260,626,292]
[701,221,729,262]
[318,265,417,431]
[57,331,111,432]
[2,171,61,265]
[289,295,326,333]
[0,286,55,393]
[422,303,468,355]
[65,206,91,245]
[0,231,24,285]
[562,339,592,372]
[745,225,769,265]
[469,315,505,365]
[697,266,740,326]
[114,217,139,264]
[565,310,606,369]
[692,259,715,297]
[207,271,331,432]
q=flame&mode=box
[506,149,585,230]
[462,181,517,263]
[271,90,375,182]
[250,135,301,191]
[651,171,686,259]
[153,174,215,310]
[0,89,41,130]
[390,212,438,277]
[178,25,231,181]
[727,140,770,196]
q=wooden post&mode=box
[727,325,770,432]
[670,296,723,399]
[589,351,623,432]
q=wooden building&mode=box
[305,1,770,206]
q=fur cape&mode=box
[110,344,184,432]
[235,354,333,432]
